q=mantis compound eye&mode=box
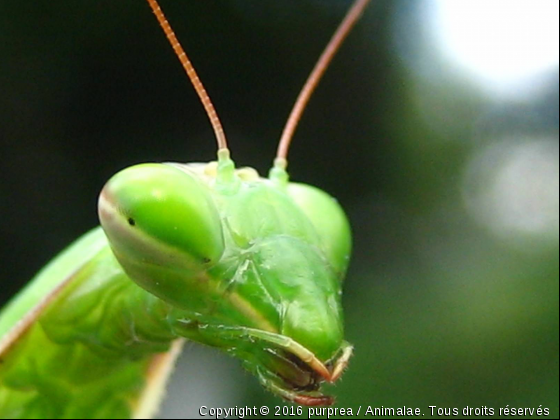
[98,163,225,307]
[288,183,352,279]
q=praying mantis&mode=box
[0,0,369,418]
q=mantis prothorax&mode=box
[0,0,369,417]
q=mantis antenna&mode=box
[275,0,370,170]
[145,0,228,152]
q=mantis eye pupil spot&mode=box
[202,257,211,264]
[127,218,136,226]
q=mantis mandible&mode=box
[0,0,369,417]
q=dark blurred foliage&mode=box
[0,1,557,418]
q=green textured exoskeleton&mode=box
[0,0,369,417]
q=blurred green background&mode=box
[0,0,558,418]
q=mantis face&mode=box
[98,158,353,405]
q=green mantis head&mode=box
[98,0,366,405]
[98,155,352,405]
